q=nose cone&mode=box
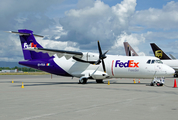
[165,65,175,77]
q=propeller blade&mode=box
[102,59,106,73]
[98,41,102,55]
[103,50,109,56]
[95,41,108,72]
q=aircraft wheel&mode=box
[79,78,87,84]
[96,79,104,83]
[150,83,154,86]
[174,74,178,77]
[156,82,163,86]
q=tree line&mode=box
[0,66,42,72]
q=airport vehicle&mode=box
[150,43,178,77]
[8,29,175,86]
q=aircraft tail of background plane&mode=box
[123,42,138,56]
[150,43,171,60]
[13,29,50,60]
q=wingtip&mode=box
[5,31,12,33]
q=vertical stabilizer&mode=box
[123,42,138,56]
[9,29,49,60]
[150,43,171,60]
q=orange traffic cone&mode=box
[173,79,177,88]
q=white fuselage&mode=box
[53,53,175,79]
[161,60,178,71]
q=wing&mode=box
[26,47,83,60]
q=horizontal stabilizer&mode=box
[169,54,176,59]
[6,31,43,38]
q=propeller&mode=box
[94,41,109,73]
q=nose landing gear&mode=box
[150,77,164,86]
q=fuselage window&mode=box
[147,59,151,64]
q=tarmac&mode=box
[0,75,178,120]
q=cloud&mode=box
[3,0,178,62]
[131,1,178,30]
[111,31,145,55]
[59,0,138,52]
[0,0,63,31]
[36,37,79,51]
[0,33,23,62]
[143,31,178,41]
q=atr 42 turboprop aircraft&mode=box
[8,29,175,86]
[150,43,178,77]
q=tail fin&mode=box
[10,29,49,60]
[123,42,138,56]
[150,43,171,60]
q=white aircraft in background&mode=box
[7,30,175,86]
[150,43,178,77]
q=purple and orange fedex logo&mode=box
[24,42,37,48]
[115,60,139,68]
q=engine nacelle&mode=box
[91,71,109,79]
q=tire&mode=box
[156,83,160,86]
[79,78,87,84]
[150,83,154,86]
[96,79,104,83]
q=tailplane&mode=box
[8,29,49,60]
[150,43,171,60]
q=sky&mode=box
[0,0,178,62]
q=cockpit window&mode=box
[151,60,155,64]
[147,59,163,64]
[156,60,163,64]
[147,60,151,64]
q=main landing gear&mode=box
[78,78,104,84]
[78,77,88,84]
[150,77,164,86]
[174,73,178,78]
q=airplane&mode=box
[150,43,178,77]
[7,29,175,86]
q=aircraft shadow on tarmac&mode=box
[5,81,148,87]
